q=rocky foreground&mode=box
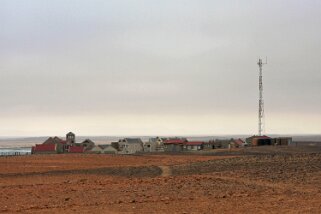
[0,146,321,213]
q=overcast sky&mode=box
[1,0,320,136]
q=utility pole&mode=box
[257,57,267,136]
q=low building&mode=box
[272,137,292,146]
[32,144,58,154]
[32,132,96,154]
[118,138,144,154]
[229,139,245,148]
[185,141,204,151]
[210,139,232,149]
[247,135,272,146]
[144,137,165,152]
[32,136,66,154]
[203,141,216,150]
[163,139,187,152]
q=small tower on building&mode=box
[66,132,76,145]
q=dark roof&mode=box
[254,135,271,139]
[66,132,75,136]
[43,136,64,145]
[232,139,245,145]
[81,139,95,144]
[247,135,271,139]
[124,138,143,144]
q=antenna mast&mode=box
[257,58,267,136]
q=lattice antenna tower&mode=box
[257,57,267,136]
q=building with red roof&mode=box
[31,132,95,154]
[163,138,187,152]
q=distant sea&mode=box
[0,147,31,156]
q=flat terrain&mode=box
[0,146,321,213]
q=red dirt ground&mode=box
[0,149,321,213]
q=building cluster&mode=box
[31,132,293,155]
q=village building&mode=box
[272,137,292,146]
[246,135,293,146]
[229,139,245,148]
[32,136,66,154]
[117,138,144,154]
[111,142,120,151]
[246,135,272,146]
[66,132,76,144]
[31,143,60,154]
[184,141,204,151]
[79,139,95,151]
[203,141,215,150]
[144,137,165,152]
[209,139,232,149]
[163,138,187,152]
[32,132,96,154]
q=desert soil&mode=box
[0,146,321,213]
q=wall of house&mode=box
[143,142,157,152]
[187,145,202,151]
[118,142,143,154]
[164,144,183,152]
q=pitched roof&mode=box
[43,136,64,145]
[81,139,95,144]
[124,138,143,144]
[232,139,245,145]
